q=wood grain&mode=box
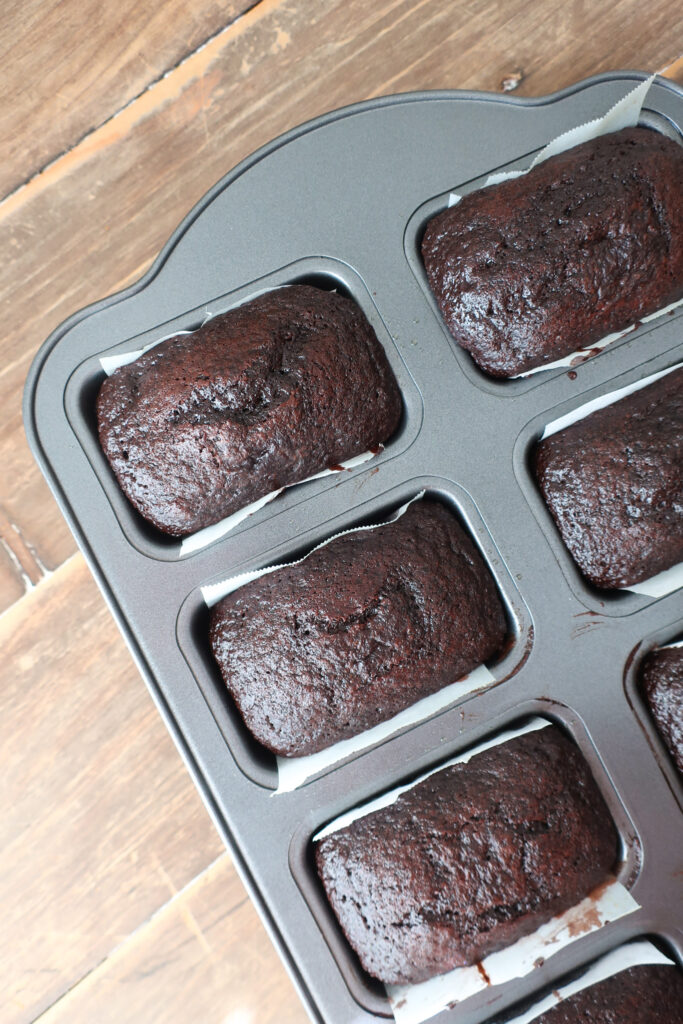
[3,0,682,580]
[39,855,308,1024]
[0,555,224,1023]
[0,0,257,201]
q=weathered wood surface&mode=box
[0,557,225,1023]
[1,1,681,1021]
[38,855,307,1024]
[0,0,256,199]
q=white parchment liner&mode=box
[313,718,639,1024]
[99,309,382,556]
[447,75,683,378]
[502,939,676,1024]
[182,449,379,556]
[201,492,498,793]
[540,359,683,600]
[100,326,193,376]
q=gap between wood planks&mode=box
[0,502,50,592]
[0,0,271,222]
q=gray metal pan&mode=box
[24,70,683,1023]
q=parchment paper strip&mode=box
[276,662,495,794]
[386,880,639,1024]
[182,448,378,557]
[314,718,548,839]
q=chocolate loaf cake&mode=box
[315,726,618,985]
[535,368,683,589]
[421,127,683,377]
[97,285,402,535]
[209,500,506,757]
[642,646,683,774]
[533,963,683,1023]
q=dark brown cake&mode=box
[641,646,683,774]
[534,368,683,589]
[209,500,506,757]
[315,726,618,985]
[421,127,683,377]
[97,285,402,535]
[533,963,683,1023]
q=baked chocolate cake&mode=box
[535,368,683,589]
[421,127,683,377]
[533,963,683,1023]
[209,500,506,757]
[97,285,402,535]
[315,726,618,985]
[641,646,683,774]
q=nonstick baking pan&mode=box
[24,71,683,1023]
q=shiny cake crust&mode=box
[535,963,683,1023]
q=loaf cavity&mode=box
[535,368,683,589]
[641,645,683,774]
[315,726,618,984]
[97,285,402,535]
[209,500,507,757]
[422,127,683,377]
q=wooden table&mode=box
[1,3,681,1021]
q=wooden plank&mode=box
[0,555,225,1024]
[38,855,308,1024]
[1,357,104,576]
[3,0,682,575]
[0,500,47,616]
[0,0,258,201]
[0,502,44,588]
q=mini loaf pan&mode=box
[24,71,683,1024]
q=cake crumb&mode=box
[476,962,492,985]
